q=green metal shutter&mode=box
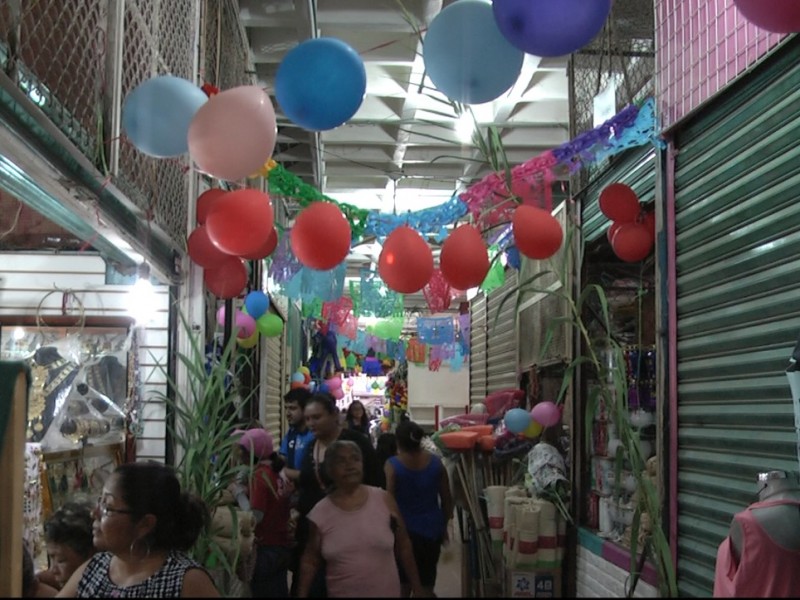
[673,37,800,598]
[470,294,488,405]
[486,269,520,392]
[581,146,657,242]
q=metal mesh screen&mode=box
[114,0,196,245]
[2,0,106,161]
[203,0,254,91]
[569,0,654,188]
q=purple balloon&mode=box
[235,312,257,339]
[492,0,611,57]
[531,401,561,427]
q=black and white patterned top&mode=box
[76,550,207,598]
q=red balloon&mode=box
[599,183,640,223]
[440,224,490,290]
[203,255,247,298]
[196,188,227,224]
[378,226,434,294]
[240,227,278,260]
[206,189,274,257]
[734,0,800,33]
[607,221,623,244]
[290,202,351,270]
[187,225,228,268]
[512,205,563,260]
[611,222,653,262]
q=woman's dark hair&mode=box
[113,462,209,552]
[322,440,363,483]
[396,420,425,452]
[376,432,397,466]
[44,501,95,559]
[308,391,338,414]
[346,400,370,430]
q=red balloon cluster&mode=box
[600,183,655,263]
[440,224,490,290]
[187,188,277,298]
[291,202,352,271]
[378,226,433,294]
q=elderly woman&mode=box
[56,462,219,597]
[296,440,428,598]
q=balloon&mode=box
[290,381,306,390]
[196,189,227,224]
[611,222,654,263]
[122,75,208,157]
[733,0,800,33]
[290,202,351,270]
[240,228,278,260]
[275,38,367,131]
[205,189,275,257]
[512,205,563,260]
[203,256,247,298]
[216,305,227,327]
[492,0,611,57]
[470,403,487,415]
[291,372,305,383]
[256,313,283,337]
[187,226,228,268]
[188,85,277,181]
[504,407,532,434]
[440,224,490,290]
[332,387,345,400]
[237,331,259,349]
[325,376,342,391]
[607,221,623,244]
[423,0,524,104]
[234,312,257,339]
[378,226,434,294]
[244,290,270,320]
[298,366,310,376]
[523,420,544,439]
[599,183,640,223]
[505,245,521,270]
[531,401,561,427]
[642,210,656,240]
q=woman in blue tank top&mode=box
[385,421,454,597]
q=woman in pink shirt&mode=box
[296,440,428,598]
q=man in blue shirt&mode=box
[279,387,314,481]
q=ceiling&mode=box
[239,0,571,310]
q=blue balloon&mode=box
[244,291,270,320]
[506,246,521,270]
[504,407,532,434]
[291,372,305,383]
[492,0,612,58]
[122,75,208,157]
[275,38,366,131]
[423,0,524,105]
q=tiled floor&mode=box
[434,540,464,597]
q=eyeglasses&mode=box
[96,496,136,518]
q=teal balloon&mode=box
[244,291,269,319]
[504,407,532,434]
[423,0,523,104]
[275,38,366,131]
[122,75,208,157]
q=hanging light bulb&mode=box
[128,262,158,326]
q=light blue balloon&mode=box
[244,290,270,320]
[423,0,524,105]
[504,407,532,434]
[291,372,305,383]
[122,75,208,157]
[275,38,366,131]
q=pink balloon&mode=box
[734,0,800,33]
[216,305,226,327]
[235,312,257,339]
[332,387,345,400]
[531,401,561,427]
[188,85,277,181]
[325,376,342,391]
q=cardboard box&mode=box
[506,568,562,598]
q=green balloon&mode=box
[256,313,283,337]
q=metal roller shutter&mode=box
[673,36,800,597]
[486,269,520,392]
[470,294,488,406]
[261,321,285,440]
[581,146,657,243]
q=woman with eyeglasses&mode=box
[56,462,219,597]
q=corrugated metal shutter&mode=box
[486,269,519,392]
[673,37,800,597]
[581,146,657,242]
[261,319,285,440]
[470,295,488,405]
